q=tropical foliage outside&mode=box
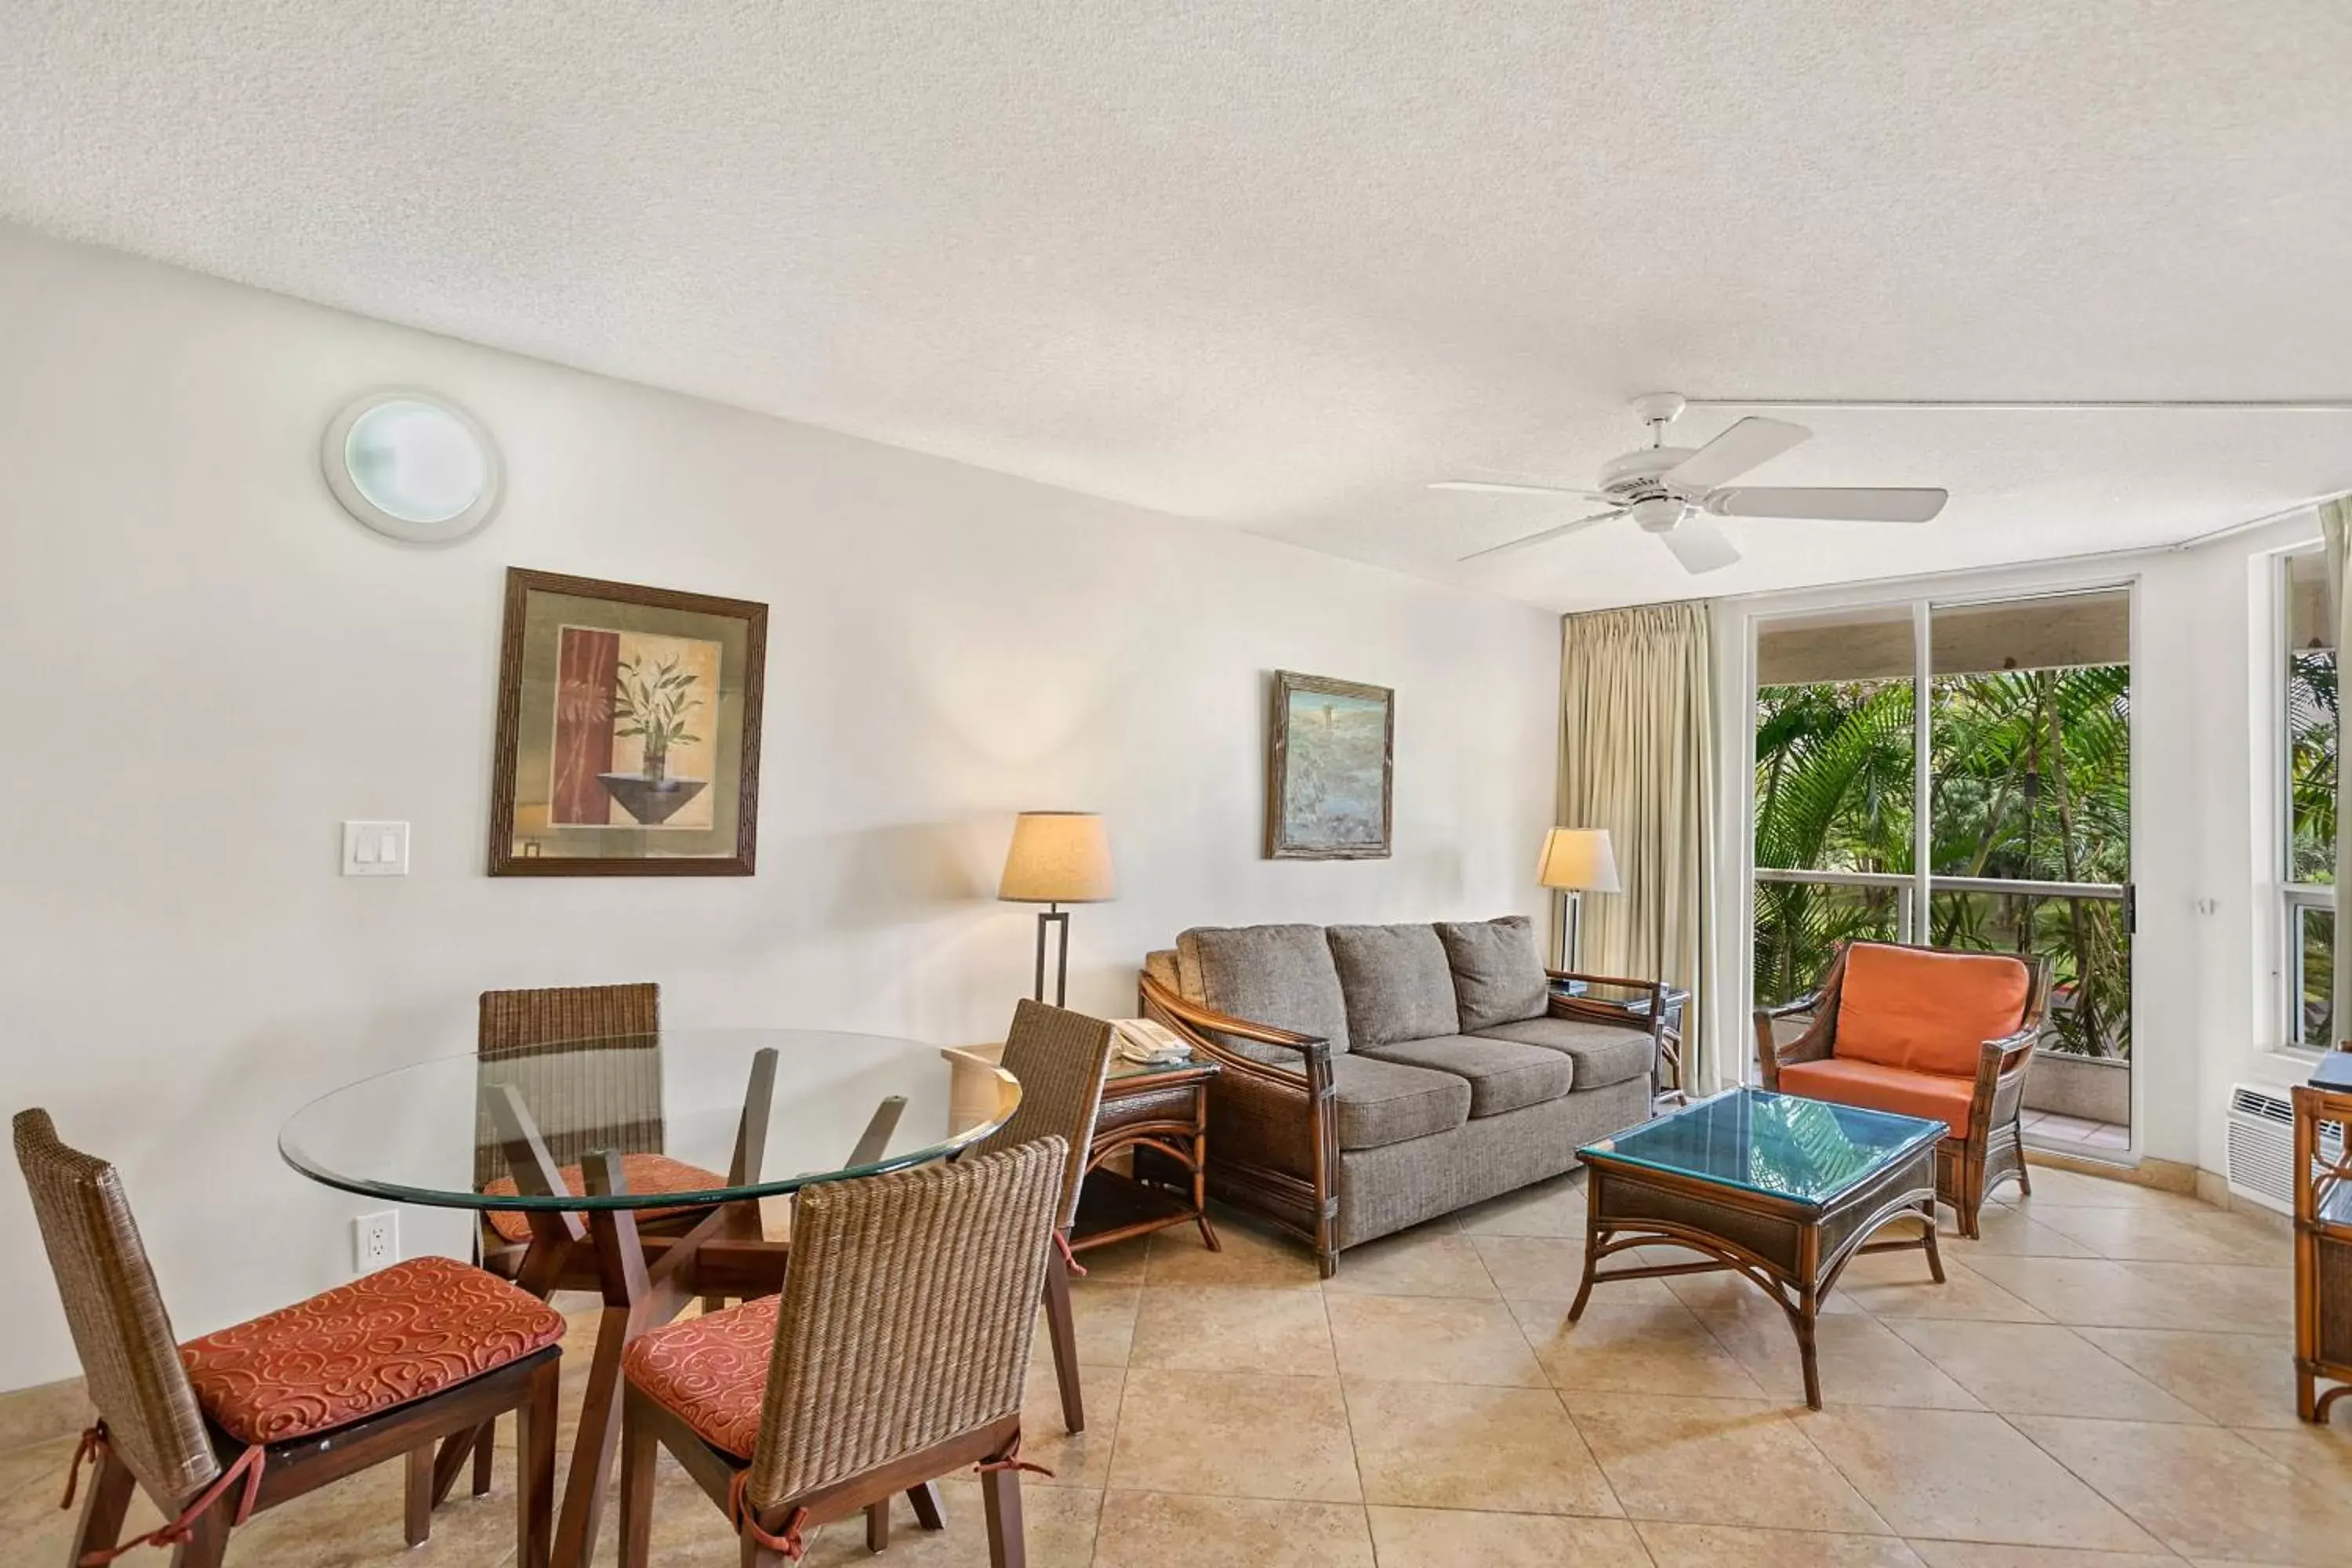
[1753,664,2133,1058]
[2289,645,2337,1042]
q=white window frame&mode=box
[2277,543,2333,1056]
[1726,566,2144,1160]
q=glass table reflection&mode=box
[279,1028,1020,1568]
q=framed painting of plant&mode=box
[488,568,767,876]
[1266,670,1393,859]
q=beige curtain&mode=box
[2324,498,2352,1040]
[1559,601,1718,1087]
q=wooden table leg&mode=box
[1793,1287,1824,1410]
[704,1047,778,1313]
[848,1094,908,1167]
[550,1149,668,1568]
[1567,1171,1604,1321]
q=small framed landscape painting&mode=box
[488,568,767,876]
[1266,670,1393,859]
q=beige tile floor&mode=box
[0,1166,2335,1566]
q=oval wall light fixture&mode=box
[322,390,503,543]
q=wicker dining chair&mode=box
[616,1138,1065,1568]
[974,999,1118,1433]
[474,982,733,1258]
[14,1109,564,1568]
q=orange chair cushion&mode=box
[180,1255,564,1445]
[1835,944,2031,1076]
[1777,1058,1975,1139]
[622,1296,780,1458]
[480,1151,725,1243]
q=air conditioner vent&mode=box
[2227,1082,2340,1215]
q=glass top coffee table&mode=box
[1570,1087,1947,1408]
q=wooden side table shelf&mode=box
[1072,1056,1221,1255]
[2292,1075,2352,1423]
[942,1044,1221,1255]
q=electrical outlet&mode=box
[354,1210,397,1272]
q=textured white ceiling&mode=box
[6,2,2351,610]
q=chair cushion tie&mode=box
[975,1434,1055,1479]
[60,1424,265,1566]
[1054,1230,1087,1278]
[727,1470,811,1560]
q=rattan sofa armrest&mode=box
[1546,967,1666,996]
[1138,975,1323,1090]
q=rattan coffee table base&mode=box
[1570,1140,1943,1409]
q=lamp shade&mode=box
[1537,827,1621,893]
[998,811,1116,903]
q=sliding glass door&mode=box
[1751,588,2135,1156]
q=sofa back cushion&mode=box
[1836,942,2031,1077]
[1176,925,1352,1054]
[1435,916,1550,1031]
[1327,924,1461,1050]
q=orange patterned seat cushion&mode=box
[1836,944,2031,1076]
[480,1151,726,1243]
[1778,1057,1974,1139]
[622,1296,780,1459]
[180,1255,564,1445]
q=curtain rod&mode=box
[1682,397,2352,413]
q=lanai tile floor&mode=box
[0,1164,2332,1566]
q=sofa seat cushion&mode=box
[1327,924,1461,1048]
[181,1256,565,1445]
[1360,1035,1575,1119]
[1436,916,1550,1031]
[480,1151,724,1243]
[1330,1053,1471,1150]
[1777,1058,1973,1139]
[622,1296,779,1458]
[1471,1015,1653,1091]
[1178,924,1352,1056]
[1837,943,2031,1076]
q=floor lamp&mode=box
[1538,826,1621,977]
[998,811,1116,1007]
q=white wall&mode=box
[0,227,1561,1392]
[1705,513,2327,1182]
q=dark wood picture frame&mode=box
[488,568,767,877]
[1265,670,1394,860]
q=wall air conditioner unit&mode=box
[2227,1082,2337,1215]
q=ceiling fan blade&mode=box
[1704,485,1949,523]
[1658,514,1740,575]
[1458,510,1624,561]
[1431,480,1614,501]
[1661,416,1811,491]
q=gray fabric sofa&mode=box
[1138,916,1661,1276]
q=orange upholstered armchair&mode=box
[1756,940,2051,1238]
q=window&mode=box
[1751,589,2136,1151]
[2285,549,2336,1049]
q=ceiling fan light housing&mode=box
[1629,496,1690,532]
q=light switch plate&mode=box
[341,821,410,877]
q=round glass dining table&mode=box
[278,1028,1021,1568]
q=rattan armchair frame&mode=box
[1754,940,2051,1240]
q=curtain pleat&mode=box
[1558,601,1718,1087]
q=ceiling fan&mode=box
[1432,393,1948,574]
